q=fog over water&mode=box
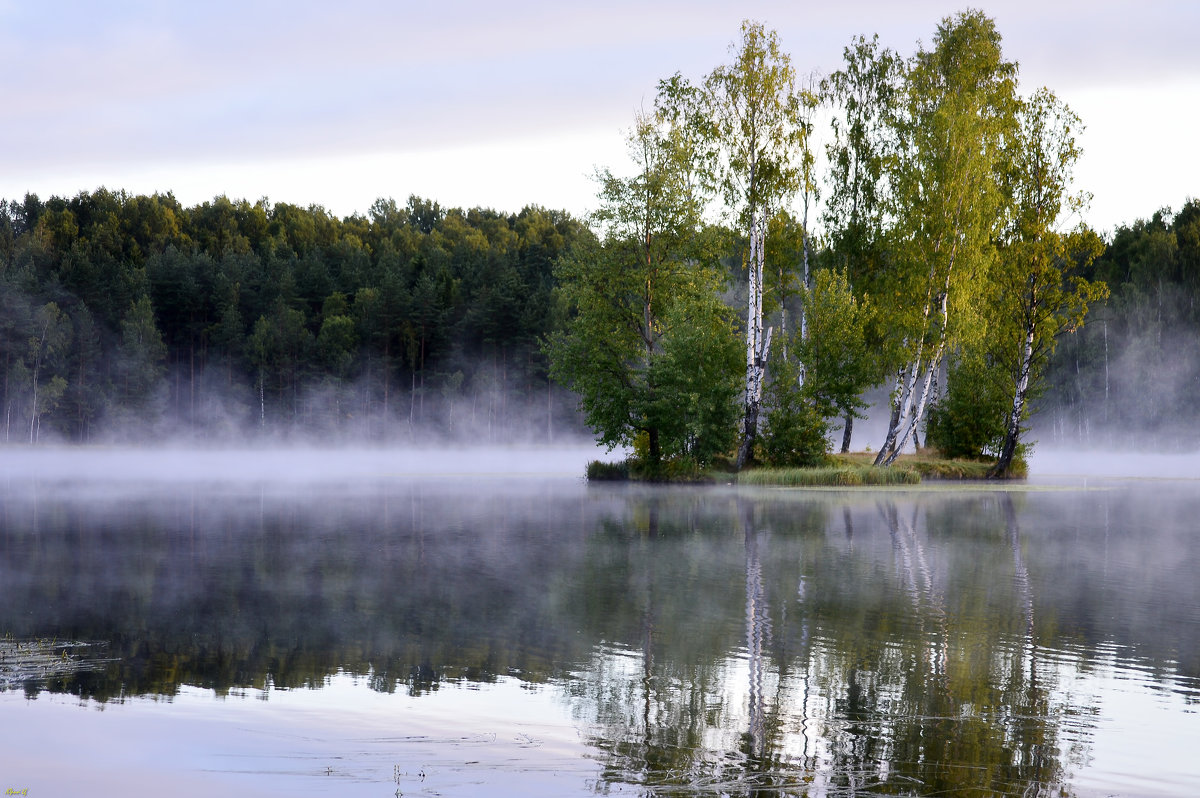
[3,443,1197,486]
[1029,448,1200,480]
[0,444,603,485]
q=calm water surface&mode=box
[1,448,1197,797]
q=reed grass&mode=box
[738,464,921,486]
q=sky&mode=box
[1,0,1196,236]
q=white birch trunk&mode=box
[876,336,927,465]
[873,367,907,465]
[992,323,1036,476]
[1009,326,1035,436]
[736,210,772,469]
[878,248,954,465]
[885,338,945,465]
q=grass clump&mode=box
[738,464,920,487]
[586,459,630,481]
[586,456,709,482]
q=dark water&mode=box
[1,450,1198,797]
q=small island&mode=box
[551,13,1107,483]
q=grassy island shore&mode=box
[586,451,1020,485]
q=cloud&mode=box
[0,0,1194,225]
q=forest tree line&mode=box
[1,186,1193,453]
[1040,201,1200,449]
[0,190,592,443]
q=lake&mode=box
[1,448,1197,797]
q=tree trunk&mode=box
[879,284,950,465]
[990,323,1036,478]
[886,341,945,465]
[736,213,771,470]
[874,368,906,465]
[840,413,854,453]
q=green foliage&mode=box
[759,353,829,468]
[0,13,1179,456]
[926,354,1009,459]
[796,267,877,420]
[118,295,166,403]
[548,111,740,468]
[983,89,1107,474]
[648,298,742,465]
[629,454,703,483]
[1042,199,1200,447]
[822,33,902,297]
[701,21,805,223]
[0,189,590,442]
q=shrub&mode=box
[926,354,1009,459]
[759,354,830,468]
[629,455,702,482]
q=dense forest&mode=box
[0,190,593,444]
[4,186,1192,453]
[1,13,1195,458]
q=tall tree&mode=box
[988,89,1108,476]
[822,34,903,451]
[117,295,167,417]
[701,21,807,469]
[27,302,71,443]
[874,10,1018,465]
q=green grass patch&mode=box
[588,451,1020,484]
[833,452,1009,480]
[738,464,921,486]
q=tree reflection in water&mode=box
[571,491,1077,796]
[5,479,1198,795]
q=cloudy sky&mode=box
[1,0,1195,234]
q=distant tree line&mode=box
[0,190,592,443]
[1039,200,1200,449]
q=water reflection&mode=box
[1,476,1198,796]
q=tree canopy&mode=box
[0,190,591,443]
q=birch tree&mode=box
[988,89,1108,477]
[702,21,806,469]
[822,34,903,451]
[874,10,1017,466]
[794,75,821,353]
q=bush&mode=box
[759,355,829,468]
[926,355,1009,459]
[759,404,829,467]
[629,455,702,482]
